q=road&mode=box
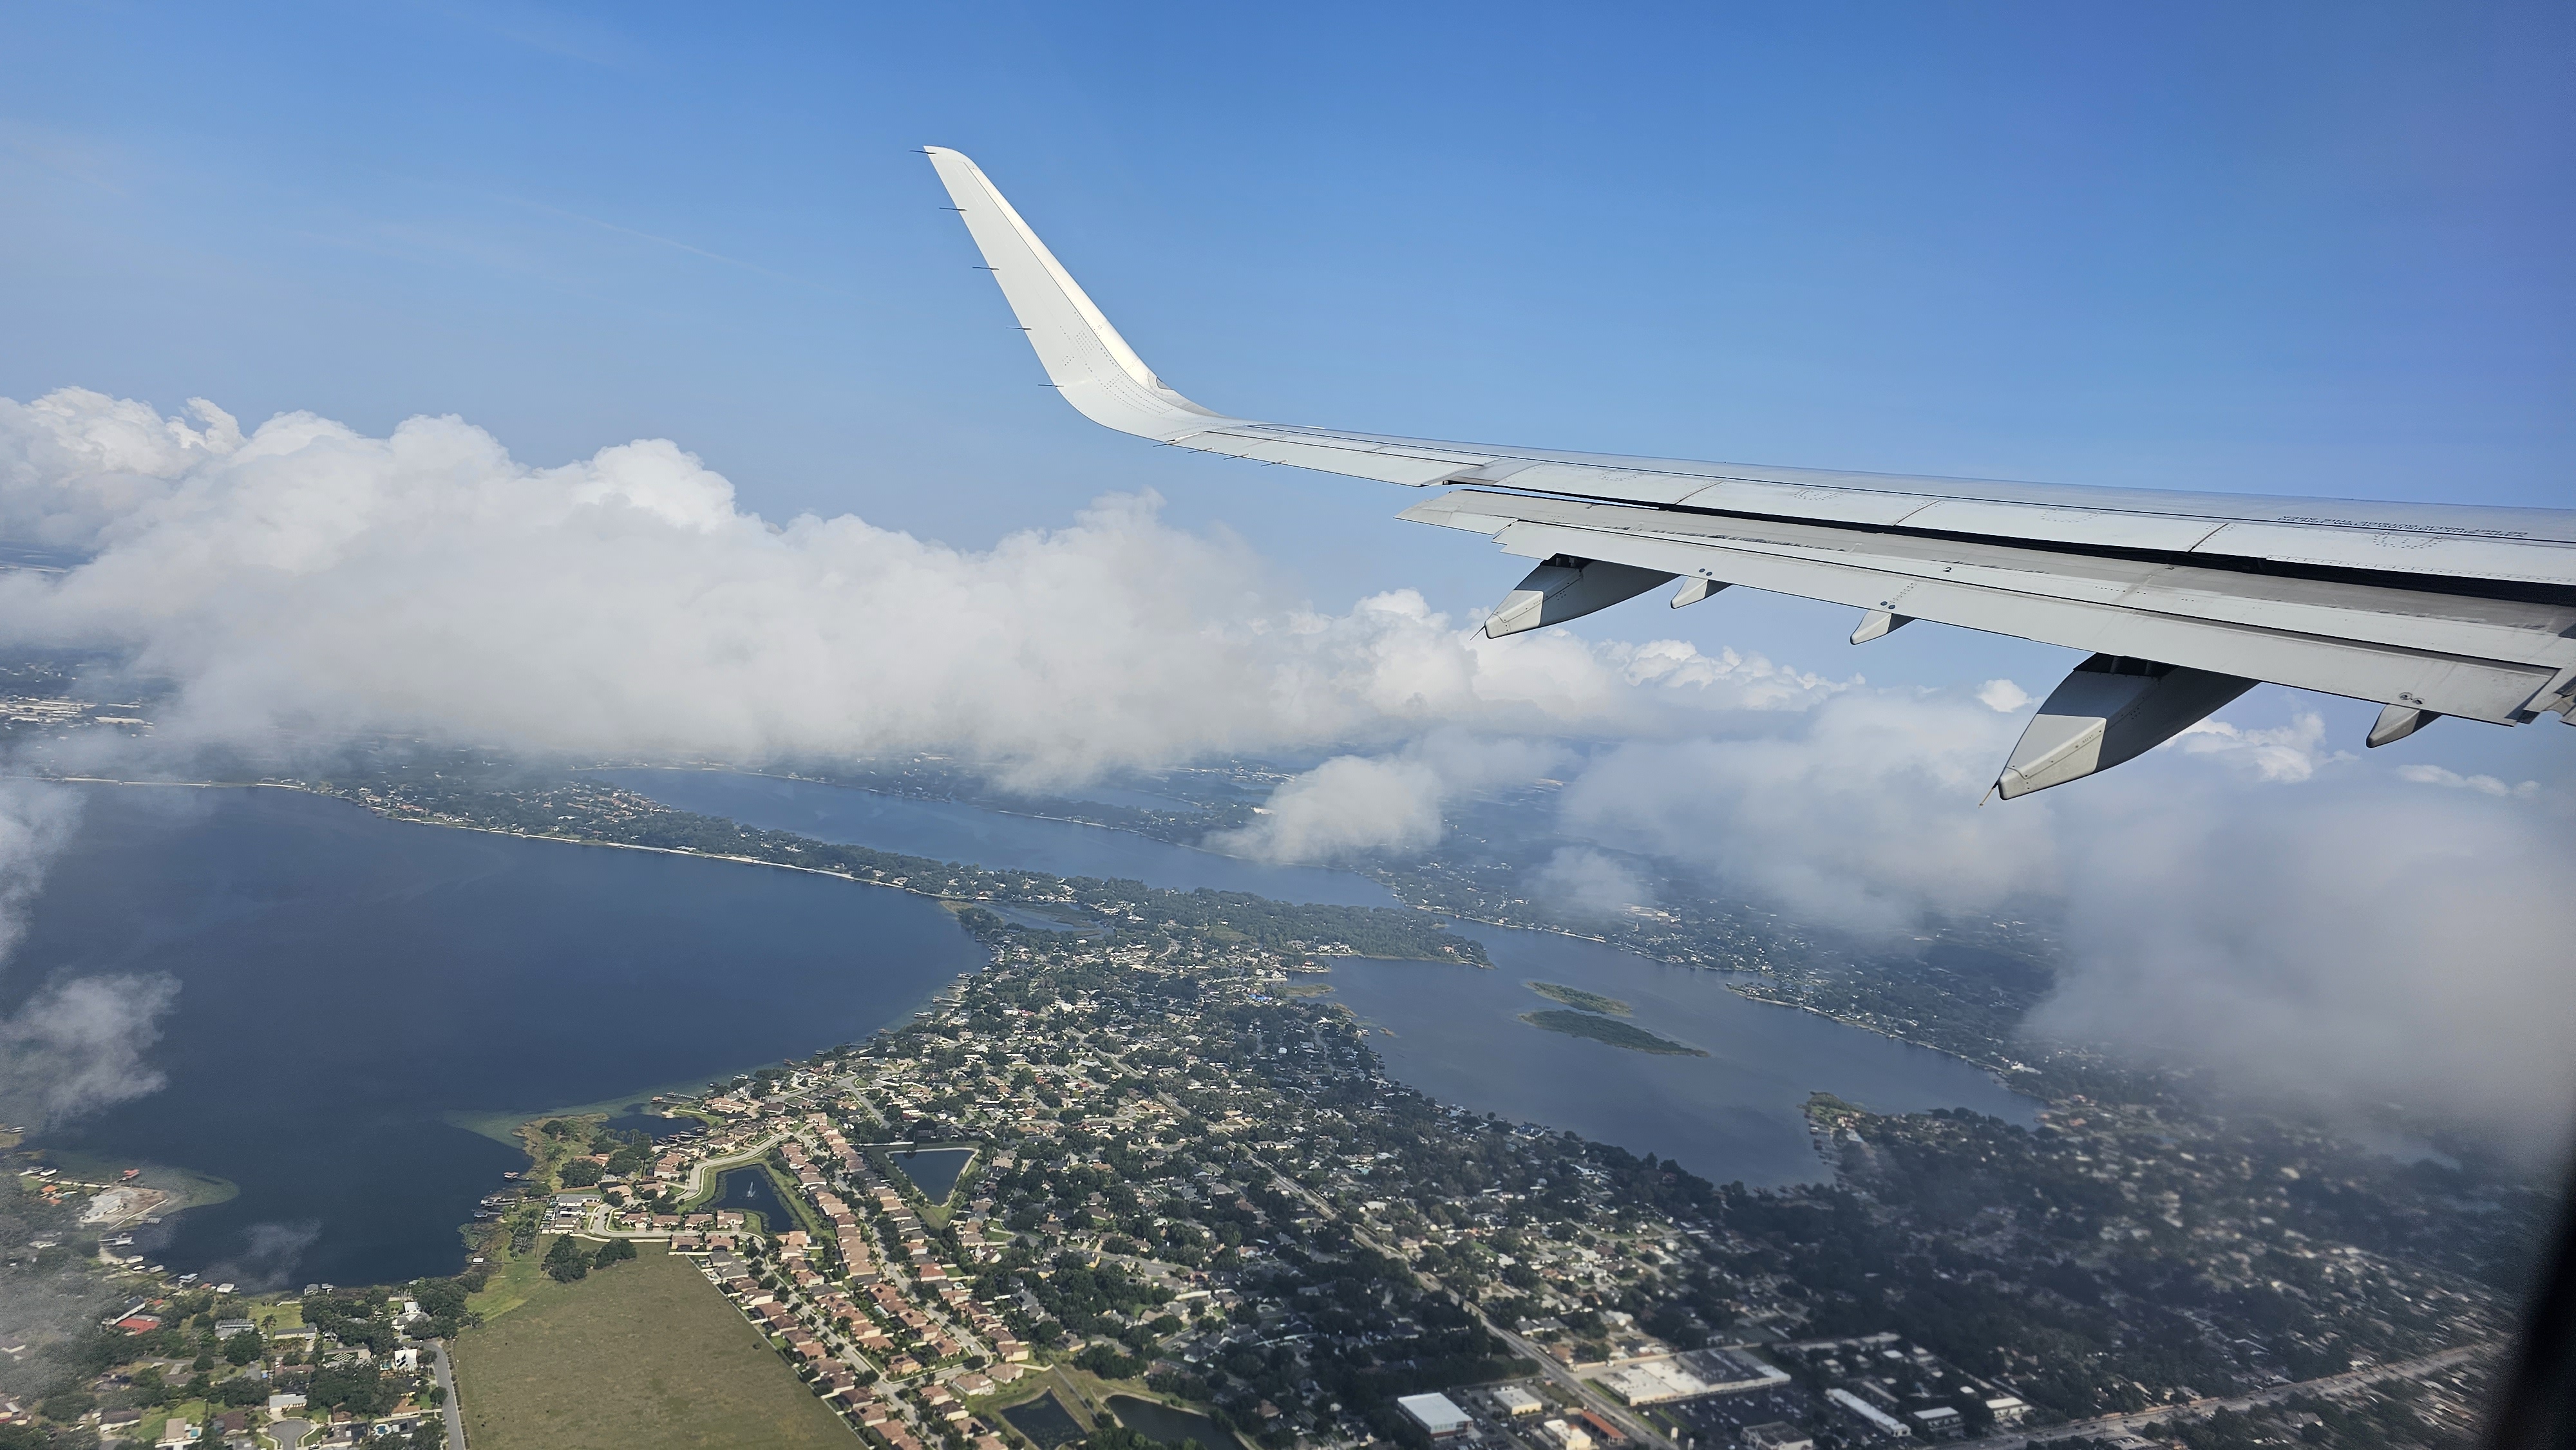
[1960,1343,2492,1449]
[428,1338,468,1449]
[667,1131,786,1204]
[1228,1134,1676,1450]
[1473,1311,1675,1450]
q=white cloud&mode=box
[0,390,1846,783]
[2396,763,2538,798]
[1558,687,2062,934]
[0,389,239,551]
[1212,731,1568,863]
[2167,710,2346,784]
[2034,772,2576,1156]
[1975,678,2032,713]
[3,387,2572,1155]
[1213,755,1449,864]
[1554,686,2576,1154]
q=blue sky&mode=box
[4,1,2570,764]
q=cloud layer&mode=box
[3,388,2571,1159]
[0,388,1840,780]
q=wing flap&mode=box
[1420,489,2575,723]
[1489,515,2556,724]
[1897,498,2228,553]
[2192,522,2576,587]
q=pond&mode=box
[1003,1392,1087,1449]
[713,1165,799,1236]
[888,1146,976,1200]
[1109,1395,1247,1450]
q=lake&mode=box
[21,769,2033,1288]
[1323,936,2033,1189]
[596,769,1398,909]
[12,784,985,1288]
[609,773,2034,1189]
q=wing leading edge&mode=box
[924,146,2576,796]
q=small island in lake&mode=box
[1528,980,1632,1015]
[1519,1008,1707,1055]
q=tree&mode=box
[543,1234,591,1283]
[559,1160,605,1188]
[310,1364,398,1417]
[591,1238,638,1270]
[222,1330,262,1366]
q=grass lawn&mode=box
[451,1241,854,1450]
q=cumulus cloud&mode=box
[1211,731,1568,863]
[1558,688,2063,934]
[3,386,2570,1156]
[0,388,1846,782]
[0,390,238,550]
[1975,678,2032,713]
[2168,710,2349,784]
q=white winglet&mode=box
[924,147,1229,442]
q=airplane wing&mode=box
[924,146,2576,797]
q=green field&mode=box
[451,1241,854,1450]
[1519,1009,1707,1056]
[1526,981,1631,1015]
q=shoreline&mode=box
[23,771,2024,1086]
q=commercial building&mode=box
[1596,1348,1790,1406]
[1397,1393,1473,1440]
[1491,1386,1546,1418]
[1826,1388,1911,1440]
[1598,1359,1712,1406]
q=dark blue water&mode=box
[14,784,983,1288]
[1325,934,2034,1189]
[889,1146,975,1200]
[714,1165,797,1234]
[598,769,1399,909]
